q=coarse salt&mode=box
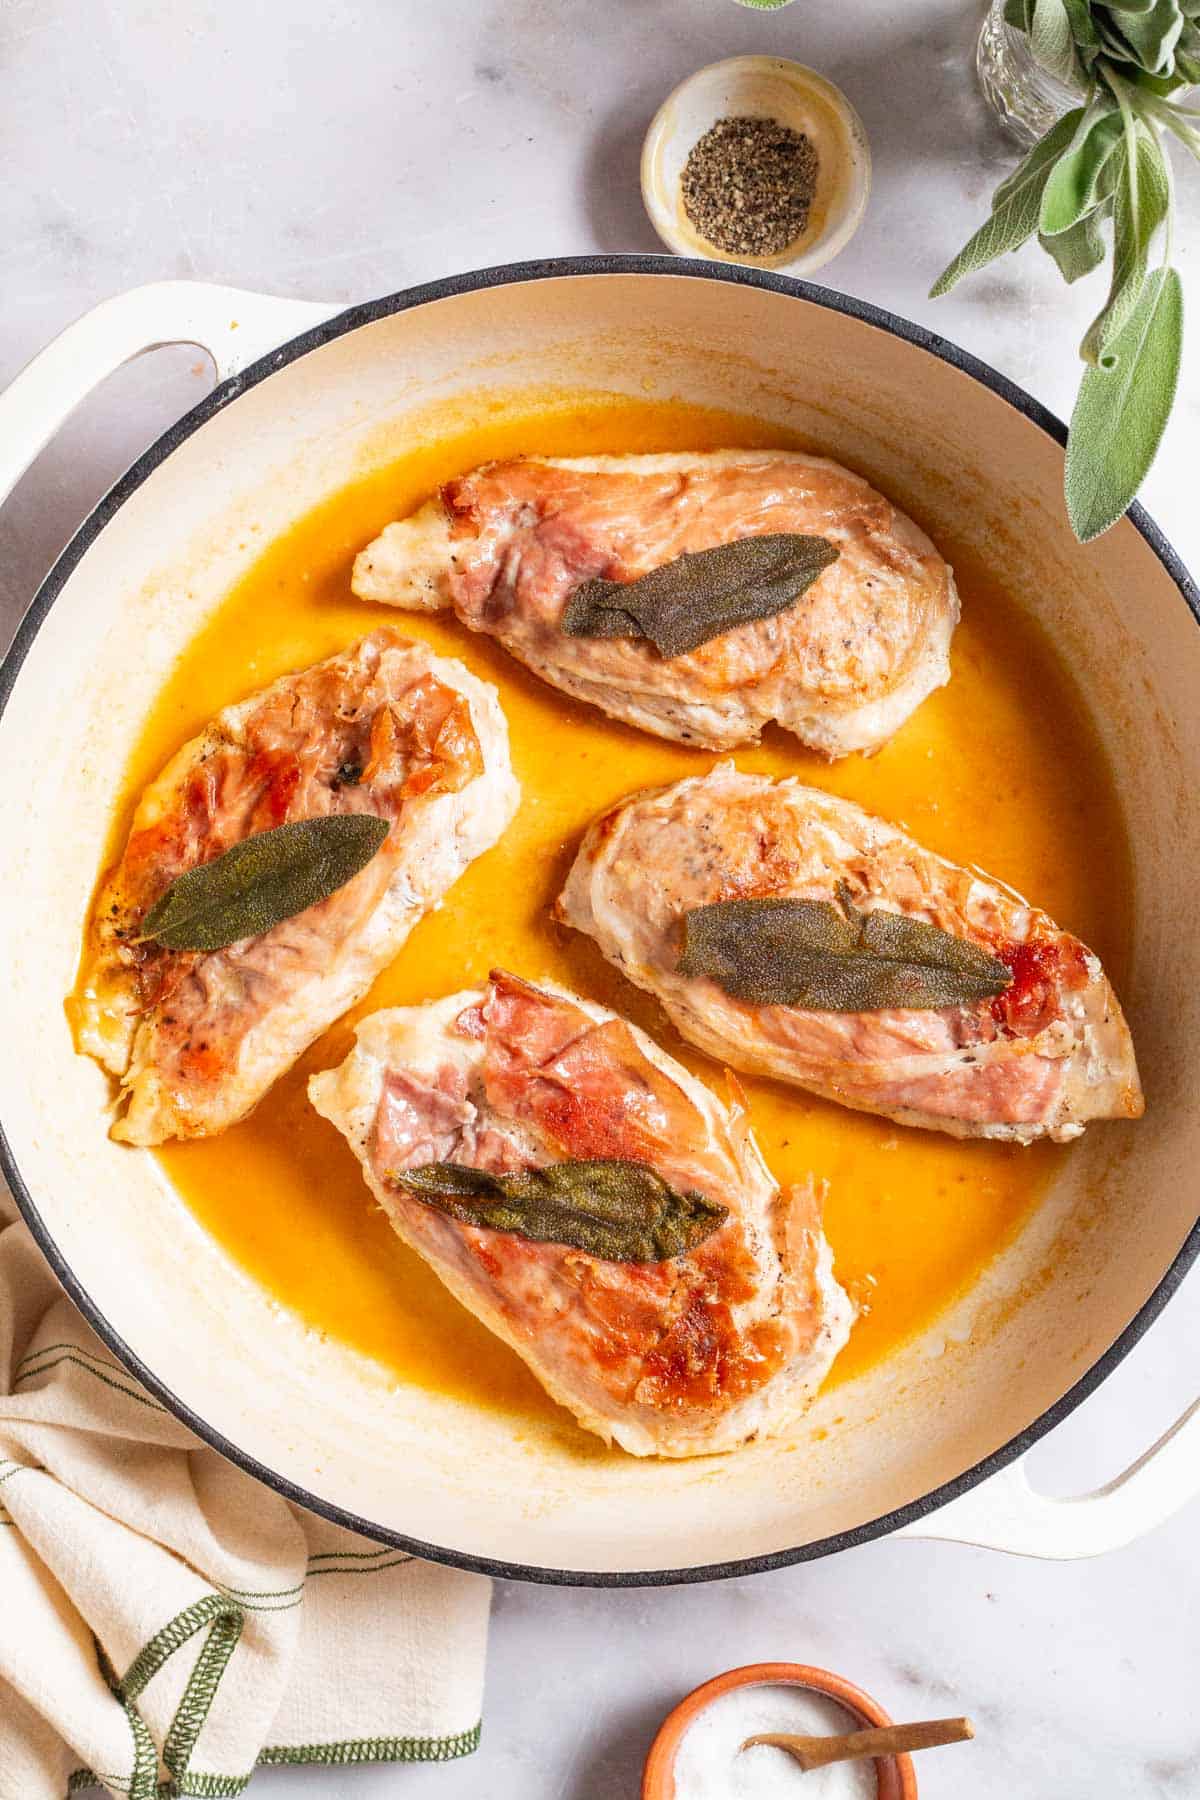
[671,1683,878,1800]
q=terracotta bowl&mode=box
[641,1661,917,1799]
[647,1656,910,1800]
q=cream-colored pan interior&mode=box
[1,270,1196,1576]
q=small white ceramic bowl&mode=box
[641,55,871,276]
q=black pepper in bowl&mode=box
[680,114,819,258]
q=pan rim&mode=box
[1,252,1197,1586]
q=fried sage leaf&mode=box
[141,814,391,952]
[391,1158,728,1263]
[678,882,1013,1012]
[560,532,840,659]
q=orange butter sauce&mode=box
[100,395,1130,1430]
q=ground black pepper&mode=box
[680,114,819,258]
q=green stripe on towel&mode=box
[65,1723,482,1796]
[257,1724,483,1765]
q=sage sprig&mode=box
[678,883,1013,1012]
[391,1159,729,1263]
[561,533,839,659]
[141,814,390,952]
[932,0,1197,540]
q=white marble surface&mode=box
[1,1,1198,1795]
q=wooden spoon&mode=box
[742,1715,975,1772]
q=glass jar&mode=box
[976,0,1081,144]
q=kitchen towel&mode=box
[0,1192,490,1800]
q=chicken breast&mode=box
[309,971,852,1457]
[73,630,518,1145]
[352,451,958,756]
[558,765,1143,1143]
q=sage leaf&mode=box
[1108,0,1185,71]
[561,533,839,660]
[1064,0,1102,54]
[1081,123,1170,358]
[1039,205,1109,280]
[678,884,1013,1012]
[1039,104,1124,236]
[1065,265,1183,541]
[930,108,1085,295]
[1175,16,1200,77]
[932,0,1192,538]
[1094,12,1146,67]
[141,814,390,952]
[391,1159,729,1263]
[1031,0,1081,83]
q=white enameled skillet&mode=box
[0,259,1196,1582]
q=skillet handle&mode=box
[0,280,343,505]
[896,1395,1200,1558]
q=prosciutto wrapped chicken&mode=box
[309,971,852,1457]
[73,630,517,1144]
[352,451,958,756]
[557,765,1143,1143]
